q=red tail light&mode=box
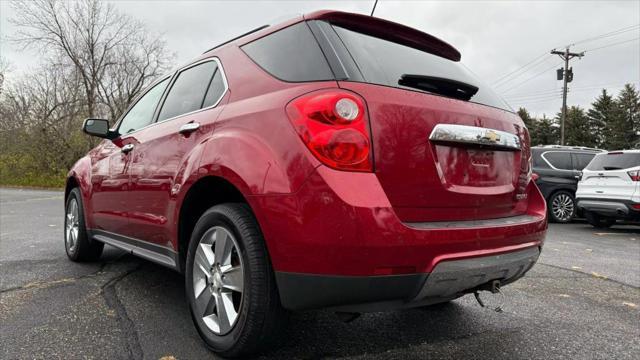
[628,170,640,181]
[531,172,540,181]
[286,90,372,172]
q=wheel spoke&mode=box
[214,229,232,266]
[214,290,235,334]
[198,243,215,267]
[193,265,209,298]
[195,245,213,272]
[195,287,214,317]
[221,265,243,292]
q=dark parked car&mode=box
[532,146,604,222]
[65,11,547,357]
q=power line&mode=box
[585,37,639,52]
[494,56,557,88]
[491,53,550,86]
[499,62,563,94]
[568,24,640,47]
[493,24,638,89]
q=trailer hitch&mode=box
[473,280,504,313]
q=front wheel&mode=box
[64,188,103,261]
[185,203,286,358]
[585,211,616,228]
[548,191,576,223]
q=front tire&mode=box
[585,211,616,228]
[548,191,576,223]
[64,188,104,261]
[185,203,285,358]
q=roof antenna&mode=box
[370,0,378,16]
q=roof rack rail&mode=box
[537,145,604,152]
[202,24,270,54]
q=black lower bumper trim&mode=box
[275,247,540,312]
[275,272,427,311]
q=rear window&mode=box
[586,153,640,171]
[331,25,510,111]
[158,61,218,122]
[242,23,334,82]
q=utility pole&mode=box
[551,47,584,145]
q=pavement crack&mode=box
[101,266,144,360]
[0,262,109,294]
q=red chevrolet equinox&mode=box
[65,10,547,357]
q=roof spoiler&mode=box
[305,10,461,62]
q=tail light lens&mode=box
[531,172,540,181]
[628,170,640,181]
[286,90,372,172]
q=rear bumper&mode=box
[576,198,640,220]
[248,165,547,308]
[277,247,540,311]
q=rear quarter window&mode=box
[586,153,640,171]
[242,22,334,82]
[572,153,596,170]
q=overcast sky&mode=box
[1,0,639,117]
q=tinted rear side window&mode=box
[242,23,334,82]
[586,153,640,171]
[331,25,510,111]
[572,153,596,170]
[158,61,217,122]
[543,152,572,170]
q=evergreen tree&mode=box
[588,89,620,149]
[517,107,538,145]
[615,84,640,149]
[534,114,560,145]
[558,106,597,147]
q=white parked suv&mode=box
[576,150,640,228]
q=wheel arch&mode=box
[176,174,260,272]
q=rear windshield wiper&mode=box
[602,166,623,170]
[399,74,479,101]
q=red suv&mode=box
[66,11,547,357]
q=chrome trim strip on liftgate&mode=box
[429,124,521,151]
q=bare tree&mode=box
[2,0,172,186]
[10,0,172,119]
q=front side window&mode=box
[158,61,218,122]
[118,78,169,134]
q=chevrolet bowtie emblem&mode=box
[483,130,501,143]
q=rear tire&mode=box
[585,211,615,228]
[548,190,576,223]
[185,203,286,358]
[64,188,104,261]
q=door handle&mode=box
[179,122,200,135]
[121,144,135,154]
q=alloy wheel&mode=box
[65,198,80,253]
[552,193,574,222]
[192,226,244,335]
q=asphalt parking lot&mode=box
[1,188,639,359]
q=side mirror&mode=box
[83,118,115,139]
